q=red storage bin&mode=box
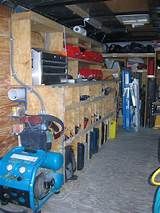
[84,51,103,62]
[79,68,103,80]
[66,44,103,63]
[83,51,95,61]
[96,52,103,62]
[66,44,81,58]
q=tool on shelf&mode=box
[32,48,68,85]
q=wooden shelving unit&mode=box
[67,35,104,79]
[11,11,118,173]
[103,52,155,74]
[68,57,103,65]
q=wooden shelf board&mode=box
[49,79,114,88]
[132,69,147,73]
[103,53,155,58]
[68,57,103,65]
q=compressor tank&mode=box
[42,152,63,171]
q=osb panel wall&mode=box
[0,5,17,157]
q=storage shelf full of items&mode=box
[103,51,156,128]
[11,11,118,177]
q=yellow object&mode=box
[150,167,160,186]
[154,116,160,129]
[109,119,116,139]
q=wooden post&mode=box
[0,6,17,156]
[11,15,32,85]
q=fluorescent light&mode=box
[123,20,137,24]
[137,18,148,22]
[116,14,149,28]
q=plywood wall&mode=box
[0,5,17,157]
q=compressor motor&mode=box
[0,114,64,213]
[19,114,64,151]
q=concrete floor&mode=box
[43,128,160,213]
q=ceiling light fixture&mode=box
[116,14,149,28]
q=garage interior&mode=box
[0,1,160,213]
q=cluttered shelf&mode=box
[48,79,116,88]
[64,111,115,146]
[10,10,118,178]
[103,51,155,76]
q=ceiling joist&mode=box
[1,0,159,42]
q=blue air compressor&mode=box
[0,114,64,213]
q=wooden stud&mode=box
[11,16,32,85]
[0,6,17,156]
[68,60,79,78]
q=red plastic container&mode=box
[66,44,81,58]
[79,68,103,80]
[66,44,103,63]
